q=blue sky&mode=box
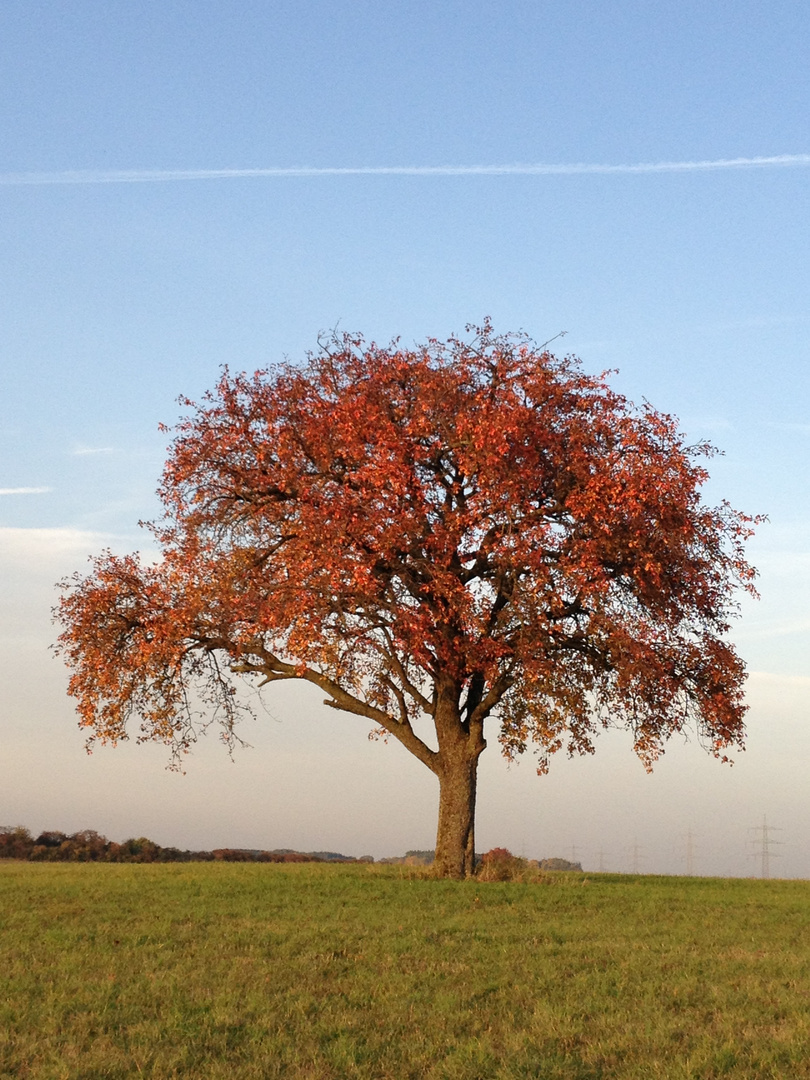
[1,1,809,873]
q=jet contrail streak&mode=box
[1,155,809,185]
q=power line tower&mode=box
[685,828,696,877]
[749,816,782,879]
[596,849,607,873]
[630,839,644,875]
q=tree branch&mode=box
[379,628,434,715]
[235,639,439,773]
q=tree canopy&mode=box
[56,323,759,877]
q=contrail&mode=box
[0,487,51,495]
[1,154,809,185]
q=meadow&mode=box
[2,862,809,1079]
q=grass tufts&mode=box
[2,862,810,1078]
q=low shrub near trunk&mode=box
[476,849,586,883]
[477,848,527,882]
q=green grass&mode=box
[2,862,810,1078]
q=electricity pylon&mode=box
[630,839,644,874]
[749,816,782,879]
[685,828,696,877]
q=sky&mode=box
[1,0,809,875]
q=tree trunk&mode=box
[433,751,479,879]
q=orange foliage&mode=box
[55,323,760,874]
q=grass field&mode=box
[2,862,810,1079]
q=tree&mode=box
[56,323,759,878]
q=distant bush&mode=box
[0,827,33,860]
[212,850,321,863]
[379,850,434,866]
[539,858,583,872]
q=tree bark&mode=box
[433,749,480,879]
[430,682,487,879]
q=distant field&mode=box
[2,863,810,1079]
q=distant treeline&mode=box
[0,827,371,864]
[378,849,435,866]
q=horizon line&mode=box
[1,154,810,185]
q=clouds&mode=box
[0,525,110,604]
[0,524,107,558]
[0,526,131,619]
[0,529,104,670]
[2,154,809,185]
[0,527,152,602]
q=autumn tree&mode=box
[56,324,759,878]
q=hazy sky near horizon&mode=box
[2,0,809,875]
